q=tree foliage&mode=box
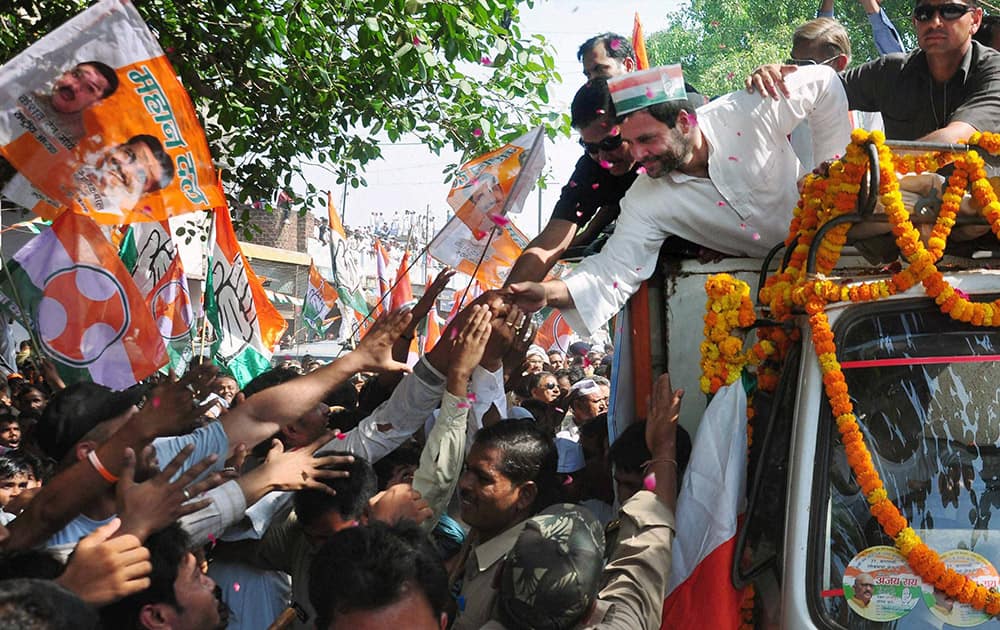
[646,0,917,98]
[0,0,568,225]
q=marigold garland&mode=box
[699,274,755,394]
[704,129,1000,616]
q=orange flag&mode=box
[391,251,414,310]
[633,13,650,70]
[424,303,442,353]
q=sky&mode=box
[300,0,687,241]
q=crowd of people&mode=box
[1,0,999,627]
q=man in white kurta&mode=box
[507,65,852,337]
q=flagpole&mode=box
[0,252,44,361]
[198,210,214,362]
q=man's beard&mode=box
[642,129,693,178]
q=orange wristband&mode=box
[87,450,119,483]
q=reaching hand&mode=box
[646,373,683,458]
[503,316,539,371]
[55,518,152,605]
[481,304,528,371]
[449,305,494,385]
[116,446,224,542]
[368,484,432,525]
[744,63,798,99]
[503,282,548,313]
[132,367,221,438]
[257,431,354,494]
[353,308,414,373]
[410,268,456,324]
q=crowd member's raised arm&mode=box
[858,0,905,55]
[221,308,413,456]
[54,518,151,606]
[380,268,455,385]
[411,304,492,530]
[3,374,215,550]
[596,374,682,630]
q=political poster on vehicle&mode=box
[0,0,223,225]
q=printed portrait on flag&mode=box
[0,0,222,225]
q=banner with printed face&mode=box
[0,0,222,224]
[429,126,543,288]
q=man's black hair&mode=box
[0,578,100,630]
[78,60,119,98]
[100,524,190,629]
[308,521,448,630]
[622,99,690,128]
[473,419,559,512]
[0,451,31,480]
[293,452,377,524]
[577,32,635,63]
[571,78,616,129]
[128,134,175,192]
[0,549,65,581]
[609,420,693,480]
[974,14,1000,47]
[241,366,301,399]
[372,440,422,490]
[555,366,586,386]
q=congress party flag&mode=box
[302,262,338,336]
[146,255,194,375]
[0,0,223,224]
[632,13,650,70]
[205,206,287,387]
[422,303,442,353]
[326,190,361,294]
[534,308,573,354]
[390,251,415,311]
[430,127,544,288]
[118,219,193,374]
[661,381,748,629]
[0,212,167,389]
[118,220,175,297]
[373,239,391,318]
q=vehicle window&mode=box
[813,303,1000,628]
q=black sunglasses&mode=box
[542,382,559,390]
[913,3,974,22]
[579,133,625,155]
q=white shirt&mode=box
[561,66,852,336]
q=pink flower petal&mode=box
[599,160,612,169]
[449,328,459,340]
[595,108,606,115]
[728,156,739,162]
[645,87,655,98]
[613,281,619,288]
[457,402,470,409]
[336,432,348,440]
[473,229,488,240]
[233,583,241,592]
[472,128,483,138]
[568,180,577,188]
[591,183,600,190]
[152,397,161,409]
[956,288,970,299]
[467,392,478,402]
[752,232,761,241]
[726,72,735,80]
[740,223,747,230]
[610,38,622,51]
[413,36,422,45]
[562,475,574,486]
[717,201,726,206]
[207,533,217,548]
[643,473,657,491]
[736,131,742,137]
[636,166,647,175]
[488,214,510,227]
[576,211,583,217]
[480,56,492,66]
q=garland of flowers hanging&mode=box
[700,129,1000,615]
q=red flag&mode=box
[633,13,650,70]
[535,309,573,354]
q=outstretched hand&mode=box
[116,445,224,542]
[368,484,432,525]
[449,305,494,389]
[353,308,414,373]
[411,268,456,323]
[646,373,683,458]
[55,518,152,605]
[257,431,354,494]
[133,364,221,438]
[502,282,548,313]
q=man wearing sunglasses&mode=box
[748,0,1000,144]
[505,34,642,285]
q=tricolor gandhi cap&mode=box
[608,64,687,116]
